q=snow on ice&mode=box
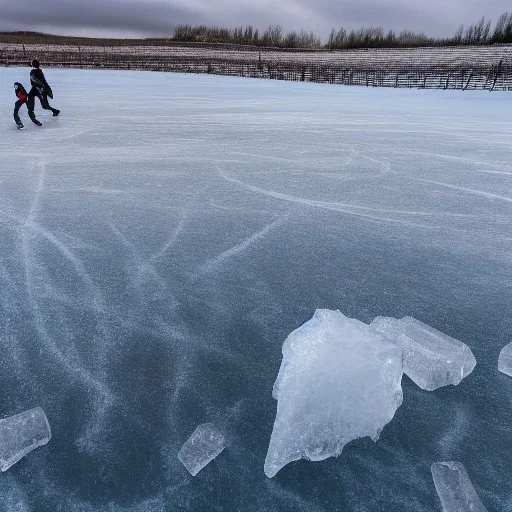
[370,316,476,391]
[264,309,403,478]
[178,423,226,476]
[431,461,488,512]
[0,407,51,471]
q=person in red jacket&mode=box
[13,82,41,128]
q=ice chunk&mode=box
[431,461,488,512]
[370,316,476,391]
[498,342,512,377]
[178,423,226,476]
[264,309,403,478]
[0,407,51,471]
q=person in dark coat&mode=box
[27,59,60,124]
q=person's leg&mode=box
[13,99,25,127]
[27,88,42,126]
[27,87,36,115]
[39,93,60,116]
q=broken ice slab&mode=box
[498,342,512,377]
[431,461,488,512]
[178,423,226,476]
[0,407,52,471]
[370,316,476,391]
[265,309,403,478]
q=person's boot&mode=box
[29,112,42,126]
[52,109,60,117]
[13,114,24,129]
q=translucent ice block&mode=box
[431,461,488,512]
[265,309,403,478]
[178,423,226,476]
[0,407,52,471]
[498,342,512,377]
[371,316,476,391]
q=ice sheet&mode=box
[0,67,510,510]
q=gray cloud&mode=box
[0,0,510,40]
[0,0,208,37]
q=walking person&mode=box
[27,59,60,125]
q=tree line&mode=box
[173,25,320,48]
[173,12,512,49]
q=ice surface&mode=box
[264,309,403,478]
[498,342,512,377]
[370,316,476,391]
[178,423,226,476]
[0,67,511,510]
[0,407,51,471]
[431,461,488,512]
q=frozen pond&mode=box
[0,67,511,511]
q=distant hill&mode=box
[0,31,175,46]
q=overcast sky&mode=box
[0,0,510,40]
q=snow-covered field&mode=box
[2,41,512,68]
[0,67,511,511]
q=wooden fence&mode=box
[1,45,511,91]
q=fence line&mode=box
[1,46,511,91]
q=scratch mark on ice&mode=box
[199,213,289,274]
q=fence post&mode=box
[491,60,503,91]
[463,72,472,90]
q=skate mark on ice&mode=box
[0,204,104,304]
[230,151,307,165]
[364,153,392,174]
[0,260,30,377]
[170,352,195,402]
[27,161,46,221]
[49,186,125,195]
[27,165,115,453]
[410,178,512,204]
[151,316,246,405]
[469,169,512,176]
[209,200,271,214]
[199,213,290,274]
[375,144,512,173]
[144,186,207,268]
[108,220,169,294]
[153,316,245,367]
[215,166,447,228]
[59,127,96,141]
[20,162,115,429]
